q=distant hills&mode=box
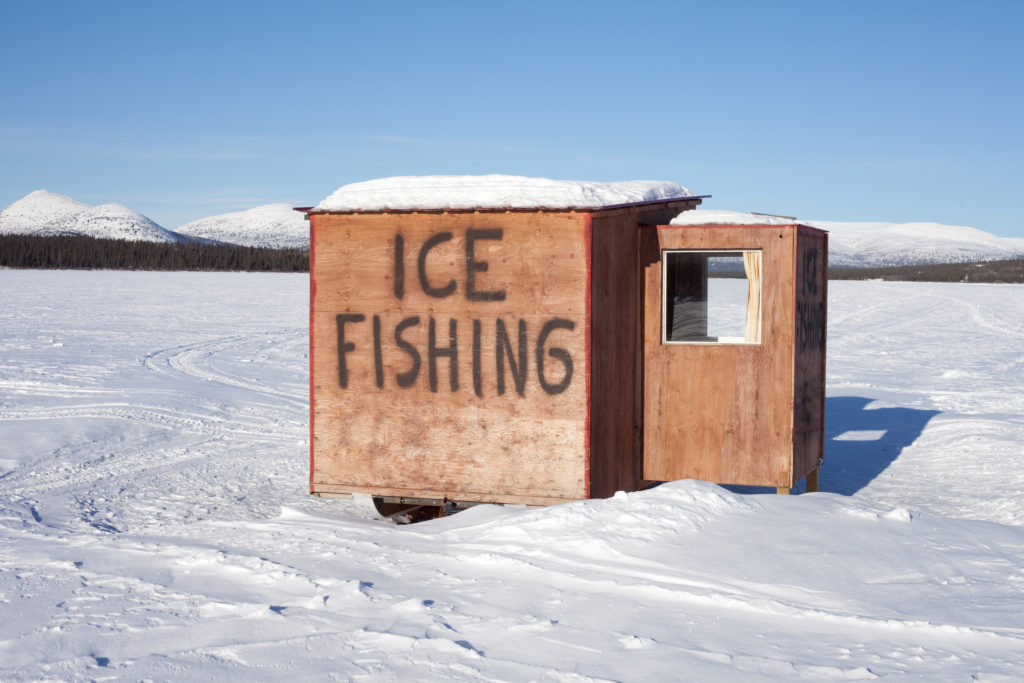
[0,190,184,243]
[0,190,307,249]
[1,191,1022,267]
[804,218,1024,268]
[175,203,309,250]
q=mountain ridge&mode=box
[2,191,1022,265]
[174,203,308,250]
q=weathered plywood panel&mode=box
[792,227,828,481]
[311,211,589,503]
[586,200,703,499]
[641,225,798,487]
[588,212,637,498]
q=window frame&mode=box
[660,248,763,346]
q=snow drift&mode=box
[1,270,1023,679]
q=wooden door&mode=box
[640,225,799,488]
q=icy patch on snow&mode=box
[316,175,694,212]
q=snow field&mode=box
[1,271,1023,680]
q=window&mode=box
[662,250,762,344]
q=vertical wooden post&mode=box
[805,468,820,493]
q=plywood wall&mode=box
[641,225,799,487]
[587,201,700,498]
[310,210,590,505]
[792,227,828,480]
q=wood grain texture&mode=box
[792,226,828,481]
[309,200,706,504]
[311,211,589,502]
[588,212,639,498]
[641,225,800,487]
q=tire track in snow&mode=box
[0,404,298,443]
[142,329,307,409]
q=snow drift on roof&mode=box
[316,175,694,212]
[670,209,797,226]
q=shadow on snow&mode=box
[722,396,939,496]
[820,395,939,496]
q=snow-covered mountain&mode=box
[174,203,309,250]
[0,190,90,235]
[0,190,183,243]
[0,191,308,249]
[805,219,1024,267]
[672,209,1024,267]
[4,192,1021,263]
[51,203,183,243]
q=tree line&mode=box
[2,234,1021,282]
[829,258,1024,284]
[0,235,309,272]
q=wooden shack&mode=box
[639,221,828,494]
[306,179,827,507]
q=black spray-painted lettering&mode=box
[496,318,527,396]
[472,319,484,398]
[536,318,575,395]
[397,230,507,301]
[466,228,506,301]
[803,247,818,295]
[417,232,457,298]
[393,234,405,299]
[797,247,823,352]
[337,315,575,396]
[428,317,459,393]
[336,313,365,389]
[394,316,421,388]
[372,314,384,389]
[338,229,576,396]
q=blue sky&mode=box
[2,0,1022,237]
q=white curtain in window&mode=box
[742,251,761,343]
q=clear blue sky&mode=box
[2,0,1022,236]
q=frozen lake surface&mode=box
[1,270,1023,680]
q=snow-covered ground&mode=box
[1,271,1022,680]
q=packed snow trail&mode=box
[1,271,1023,680]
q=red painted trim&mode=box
[308,215,317,492]
[583,213,593,499]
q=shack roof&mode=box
[308,175,706,214]
[668,209,828,233]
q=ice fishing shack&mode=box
[304,176,826,511]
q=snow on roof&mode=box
[669,209,797,226]
[316,175,695,212]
